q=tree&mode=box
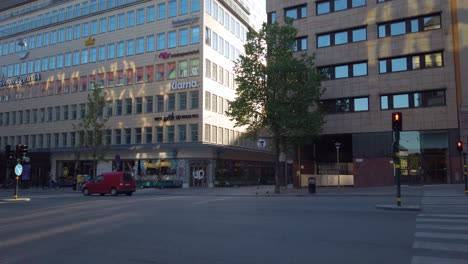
[227,20,324,194]
[73,86,109,178]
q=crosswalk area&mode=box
[411,213,468,264]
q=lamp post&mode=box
[334,142,341,188]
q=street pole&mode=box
[393,132,401,206]
[463,152,468,194]
[334,142,341,189]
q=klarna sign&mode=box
[170,80,199,90]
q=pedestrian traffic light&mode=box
[392,112,402,131]
[21,144,28,156]
[457,140,463,153]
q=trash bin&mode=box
[308,177,316,194]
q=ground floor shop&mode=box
[293,129,463,188]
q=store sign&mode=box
[158,49,200,60]
[172,16,199,27]
[170,81,199,90]
[154,113,199,122]
[0,73,41,87]
[192,169,205,180]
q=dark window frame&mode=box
[379,50,444,74]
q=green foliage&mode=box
[228,20,324,151]
[73,87,109,175]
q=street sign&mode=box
[15,164,23,176]
[257,139,266,149]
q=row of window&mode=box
[0,60,203,102]
[317,50,443,80]
[320,89,446,114]
[205,27,243,61]
[205,59,237,90]
[0,92,200,126]
[0,0,201,38]
[2,28,201,78]
[0,123,251,150]
[204,91,230,116]
[204,0,248,44]
[378,13,441,38]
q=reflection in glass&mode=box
[334,0,347,11]
[391,58,407,72]
[318,35,330,48]
[335,31,348,45]
[354,97,368,111]
[285,9,298,20]
[336,99,350,112]
[390,22,406,36]
[425,52,442,68]
[378,25,386,38]
[379,60,387,73]
[424,15,441,30]
[411,19,419,32]
[317,2,330,15]
[412,56,420,70]
[353,63,367,76]
[380,96,388,109]
[393,94,409,108]
[335,65,348,79]
[352,28,366,41]
[352,0,365,8]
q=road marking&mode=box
[193,197,232,205]
[415,232,468,240]
[412,241,468,252]
[411,256,468,264]
[416,224,468,231]
[416,218,468,224]
[418,213,468,218]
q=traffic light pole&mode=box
[393,131,401,206]
[463,152,468,194]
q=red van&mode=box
[82,172,136,196]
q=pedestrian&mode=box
[77,174,84,190]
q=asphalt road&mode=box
[0,190,426,264]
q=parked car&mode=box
[82,171,136,196]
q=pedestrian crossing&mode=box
[411,213,468,264]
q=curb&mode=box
[375,204,421,211]
[1,197,31,202]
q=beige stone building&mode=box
[0,0,274,188]
[267,0,468,186]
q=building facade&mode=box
[0,0,275,188]
[266,0,468,187]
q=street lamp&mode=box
[334,142,341,188]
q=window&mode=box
[176,124,186,142]
[379,51,443,74]
[109,15,116,31]
[267,12,277,24]
[117,70,125,85]
[168,0,177,17]
[114,129,122,145]
[124,98,132,115]
[118,13,125,29]
[157,33,165,50]
[156,95,164,112]
[167,94,175,111]
[168,62,176,79]
[147,6,155,22]
[320,97,369,113]
[147,35,155,52]
[378,13,441,38]
[145,96,153,113]
[137,8,145,25]
[317,27,367,48]
[204,124,210,142]
[156,64,165,81]
[166,126,175,143]
[105,101,113,116]
[127,11,135,27]
[100,18,107,33]
[180,0,188,15]
[117,41,125,57]
[99,45,106,61]
[179,61,188,77]
[192,0,200,12]
[178,92,187,110]
[126,39,134,56]
[191,26,200,44]
[285,4,307,19]
[158,3,166,19]
[115,99,123,115]
[134,128,142,144]
[107,72,115,87]
[168,31,177,48]
[381,90,446,110]
[190,58,199,76]
[319,61,368,80]
[205,27,211,46]
[91,20,98,35]
[316,0,365,15]
[108,43,115,59]
[155,127,163,143]
[136,67,144,83]
[146,65,155,82]
[179,28,188,46]
[294,36,307,51]
[124,128,132,144]
[126,69,134,84]
[90,47,97,62]
[205,91,211,110]
[144,127,152,143]
[190,91,199,109]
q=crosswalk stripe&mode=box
[418,213,468,218]
[415,232,468,240]
[411,256,468,264]
[416,224,468,231]
[416,218,468,224]
[412,241,468,252]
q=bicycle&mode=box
[41,180,64,190]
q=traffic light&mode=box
[15,144,22,159]
[392,112,402,132]
[21,144,28,156]
[5,145,13,160]
[457,140,463,153]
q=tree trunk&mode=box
[274,137,281,194]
